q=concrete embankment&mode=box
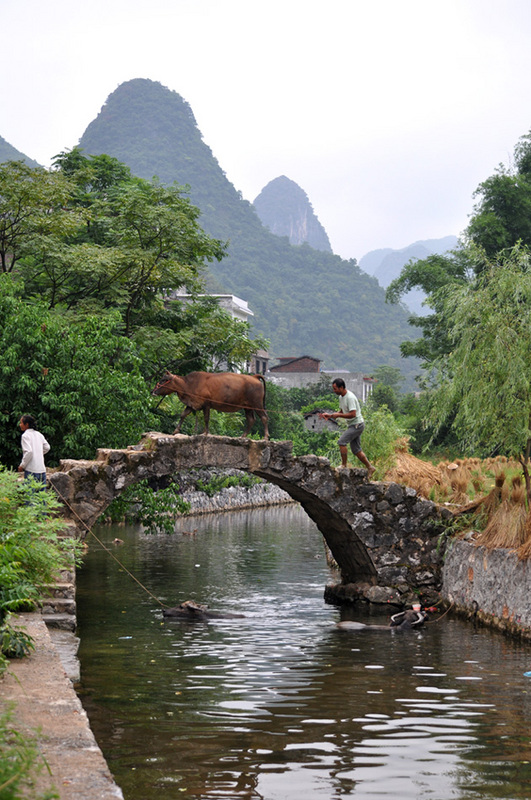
[0,613,124,800]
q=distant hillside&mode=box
[77,78,418,381]
[0,135,40,168]
[253,176,332,252]
[359,236,458,315]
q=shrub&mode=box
[361,405,407,477]
[102,478,191,534]
[0,469,79,663]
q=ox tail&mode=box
[254,374,267,406]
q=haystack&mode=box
[516,509,531,560]
[449,469,505,518]
[474,477,527,550]
[383,438,443,497]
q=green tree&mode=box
[386,247,477,369]
[0,277,157,465]
[425,245,531,496]
[384,131,531,454]
[1,152,268,381]
[368,383,398,414]
[368,366,406,413]
[467,132,531,257]
[40,151,227,334]
[0,160,80,274]
[371,365,405,391]
[386,130,531,369]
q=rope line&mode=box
[49,480,169,609]
[424,601,454,624]
[154,388,331,419]
[155,389,269,415]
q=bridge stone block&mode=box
[384,483,405,504]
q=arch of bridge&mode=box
[49,432,446,588]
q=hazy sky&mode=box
[3,0,531,260]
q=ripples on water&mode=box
[76,506,531,799]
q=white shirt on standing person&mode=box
[18,416,50,476]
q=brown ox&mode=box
[152,371,269,439]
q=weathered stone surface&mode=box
[48,433,449,594]
[364,585,398,604]
[384,483,405,504]
[442,539,531,638]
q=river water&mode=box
[76,505,531,800]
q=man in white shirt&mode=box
[17,415,50,485]
[319,378,375,476]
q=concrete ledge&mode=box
[0,613,123,800]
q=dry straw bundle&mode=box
[382,441,531,557]
[474,476,527,550]
[516,509,531,560]
[383,438,443,498]
[456,469,506,519]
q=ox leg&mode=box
[243,409,255,437]
[202,405,210,435]
[173,406,195,435]
[257,410,269,440]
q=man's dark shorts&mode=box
[338,422,365,454]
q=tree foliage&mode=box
[0,152,268,465]
[467,133,531,257]
[386,247,478,369]
[426,246,531,468]
[0,160,79,274]
[385,128,531,460]
[0,277,158,465]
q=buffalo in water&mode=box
[152,371,269,439]
[163,600,245,621]
[336,606,427,632]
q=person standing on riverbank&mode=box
[319,379,375,476]
[17,414,50,485]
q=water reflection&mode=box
[76,506,531,799]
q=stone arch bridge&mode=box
[49,433,450,602]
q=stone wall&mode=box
[173,468,293,514]
[442,539,531,640]
[321,479,450,607]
